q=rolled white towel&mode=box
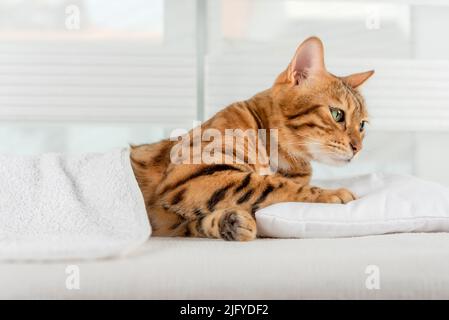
[0,148,150,261]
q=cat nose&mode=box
[350,141,360,154]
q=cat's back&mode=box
[130,139,174,202]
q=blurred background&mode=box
[1,0,449,185]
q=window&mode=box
[0,0,197,154]
[0,0,164,39]
[1,0,449,185]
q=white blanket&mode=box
[0,148,150,261]
[256,173,449,238]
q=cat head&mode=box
[271,37,374,166]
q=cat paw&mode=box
[316,188,356,204]
[219,209,257,241]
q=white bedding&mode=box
[256,173,449,238]
[1,235,448,299]
[0,149,150,261]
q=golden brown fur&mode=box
[131,37,374,241]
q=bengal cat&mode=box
[131,37,374,241]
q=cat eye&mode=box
[330,107,345,123]
[360,121,367,132]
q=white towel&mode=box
[0,148,150,261]
[256,173,449,238]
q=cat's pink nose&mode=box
[350,141,361,154]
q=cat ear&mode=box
[341,70,374,89]
[286,36,326,85]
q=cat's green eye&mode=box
[360,121,367,132]
[330,107,345,123]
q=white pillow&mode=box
[256,173,449,238]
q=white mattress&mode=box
[1,233,449,299]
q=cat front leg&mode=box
[273,172,356,204]
[309,187,357,204]
[257,180,357,206]
[186,208,257,241]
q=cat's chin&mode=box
[314,156,352,167]
[307,146,353,167]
